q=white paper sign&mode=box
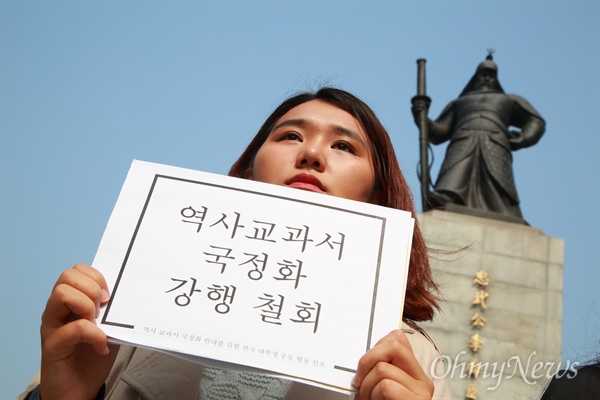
[94,160,414,394]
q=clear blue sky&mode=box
[1,1,598,398]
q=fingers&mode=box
[357,362,433,400]
[41,264,111,358]
[353,330,434,400]
[38,264,118,399]
[42,318,110,359]
[354,330,415,385]
[42,264,109,327]
[358,362,412,399]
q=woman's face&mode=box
[251,100,379,203]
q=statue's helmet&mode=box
[460,51,504,96]
[476,52,498,74]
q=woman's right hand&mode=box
[40,264,119,400]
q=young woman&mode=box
[20,88,451,400]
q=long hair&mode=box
[229,87,440,321]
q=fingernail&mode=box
[101,289,110,303]
[352,375,360,387]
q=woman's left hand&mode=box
[352,329,434,400]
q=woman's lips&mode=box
[286,173,325,193]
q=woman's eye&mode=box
[333,142,355,153]
[281,132,301,141]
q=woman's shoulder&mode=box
[401,320,442,358]
[402,320,453,400]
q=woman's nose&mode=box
[296,144,326,172]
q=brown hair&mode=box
[228,87,440,322]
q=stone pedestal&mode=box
[418,210,564,399]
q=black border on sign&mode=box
[101,174,389,371]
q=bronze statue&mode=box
[412,52,545,223]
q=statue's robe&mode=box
[428,91,545,220]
